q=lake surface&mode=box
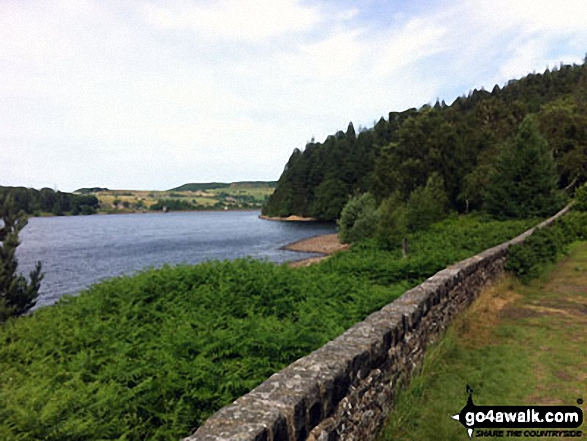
[16,211,336,309]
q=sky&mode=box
[2,0,587,192]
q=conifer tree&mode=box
[0,196,43,322]
[484,115,564,219]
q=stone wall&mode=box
[185,206,570,441]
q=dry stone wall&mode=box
[185,206,570,441]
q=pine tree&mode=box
[0,196,43,322]
[484,115,564,219]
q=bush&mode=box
[506,212,587,281]
[574,183,587,212]
[376,193,408,249]
[338,193,379,243]
[405,173,449,232]
[375,174,448,250]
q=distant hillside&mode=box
[74,187,109,194]
[169,181,277,192]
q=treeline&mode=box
[0,186,99,216]
[263,60,587,221]
[169,181,277,192]
[74,187,109,194]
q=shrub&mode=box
[376,193,408,249]
[506,212,587,281]
[338,193,379,243]
[405,172,449,232]
[574,183,587,212]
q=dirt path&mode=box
[382,242,587,440]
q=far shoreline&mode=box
[32,208,263,218]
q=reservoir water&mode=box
[15,211,336,309]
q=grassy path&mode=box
[381,242,587,440]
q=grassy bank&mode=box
[381,242,587,441]
[0,216,538,440]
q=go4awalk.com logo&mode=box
[451,386,584,438]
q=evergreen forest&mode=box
[263,60,587,222]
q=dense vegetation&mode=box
[506,204,587,281]
[263,60,587,221]
[0,186,99,216]
[0,197,42,322]
[0,216,534,440]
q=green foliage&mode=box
[0,196,43,322]
[0,186,98,216]
[311,178,349,221]
[80,205,96,215]
[376,193,408,250]
[338,193,378,243]
[0,260,400,440]
[0,216,534,439]
[264,61,587,220]
[484,115,564,219]
[405,173,449,232]
[574,183,587,211]
[150,199,196,211]
[505,212,587,281]
[372,174,448,250]
[331,216,535,285]
[264,123,378,220]
[538,98,587,191]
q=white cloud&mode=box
[460,0,587,81]
[274,29,364,81]
[466,0,587,34]
[372,18,447,78]
[142,0,321,42]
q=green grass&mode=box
[381,242,587,441]
[0,216,537,440]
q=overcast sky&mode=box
[2,0,586,191]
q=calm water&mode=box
[16,211,336,309]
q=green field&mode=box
[86,181,276,213]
